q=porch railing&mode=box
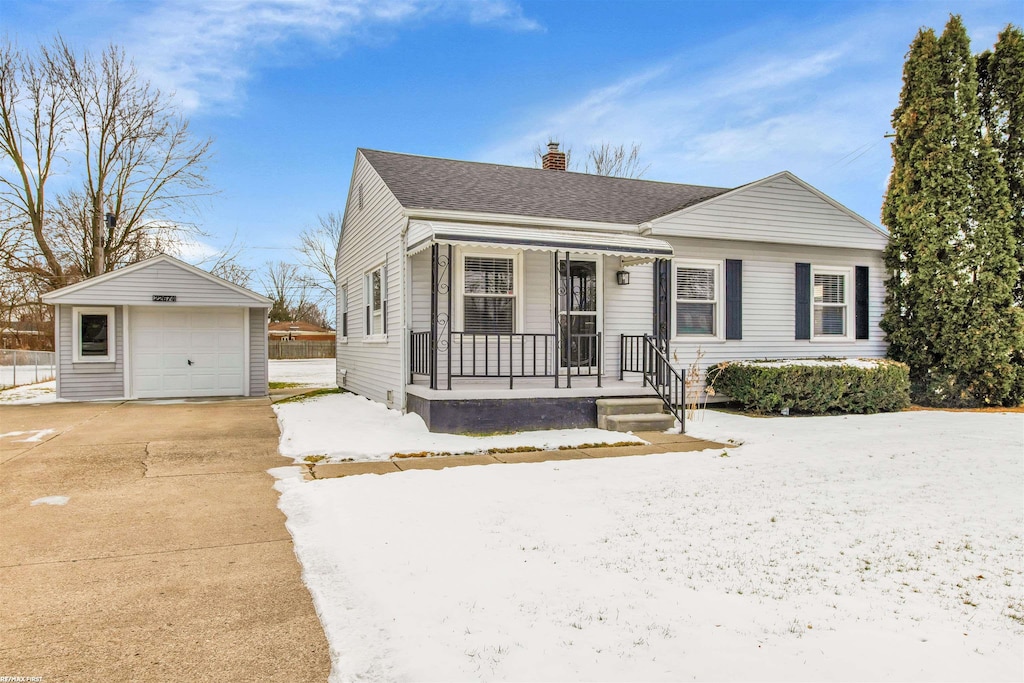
[619,334,686,433]
[409,330,602,389]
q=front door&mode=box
[558,257,600,369]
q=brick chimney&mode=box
[542,142,567,171]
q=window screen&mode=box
[814,273,846,336]
[676,266,716,336]
[464,256,514,334]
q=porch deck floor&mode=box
[309,431,732,479]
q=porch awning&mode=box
[406,220,674,261]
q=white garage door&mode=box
[131,307,245,399]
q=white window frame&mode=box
[364,264,386,342]
[811,265,854,341]
[72,306,116,363]
[672,258,724,340]
[455,247,524,334]
[338,284,348,343]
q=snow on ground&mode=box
[0,363,56,389]
[268,358,336,387]
[275,392,644,461]
[275,409,1024,682]
[0,380,56,405]
[730,357,899,369]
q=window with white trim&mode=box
[339,285,348,340]
[675,261,722,337]
[813,267,851,338]
[463,255,516,334]
[364,265,385,338]
[73,306,115,362]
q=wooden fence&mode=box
[268,340,336,359]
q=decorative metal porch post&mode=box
[653,258,671,384]
[429,244,452,390]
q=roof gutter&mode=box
[402,208,639,234]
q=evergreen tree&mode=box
[978,25,1024,307]
[882,16,1023,407]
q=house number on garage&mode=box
[151,295,177,302]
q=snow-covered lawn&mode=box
[274,409,1024,682]
[275,392,645,461]
[0,363,56,389]
[0,380,56,405]
[268,358,336,387]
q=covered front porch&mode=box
[404,220,686,432]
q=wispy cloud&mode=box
[476,7,924,221]
[124,0,540,112]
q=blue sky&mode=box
[3,0,1020,273]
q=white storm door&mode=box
[132,307,245,398]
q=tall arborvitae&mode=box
[978,25,1024,307]
[882,27,943,380]
[882,16,1023,406]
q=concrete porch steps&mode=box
[596,397,676,433]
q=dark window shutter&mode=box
[725,259,742,340]
[365,305,370,334]
[855,266,869,340]
[795,263,811,340]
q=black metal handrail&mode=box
[409,330,603,389]
[409,331,431,379]
[620,334,686,433]
[452,332,555,389]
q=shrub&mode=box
[710,358,910,414]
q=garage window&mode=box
[73,306,115,362]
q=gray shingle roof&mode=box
[359,149,731,224]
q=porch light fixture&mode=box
[616,270,630,286]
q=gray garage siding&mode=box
[56,304,126,401]
[249,308,268,397]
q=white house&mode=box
[336,145,889,432]
[42,254,272,401]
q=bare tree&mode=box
[258,260,329,327]
[0,37,213,291]
[0,38,70,289]
[582,142,649,178]
[296,211,341,297]
[532,140,648,178]
[196,232,254,289]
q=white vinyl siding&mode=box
[649,174,888,251]
[248,308,268,396]
[659,237,887,389]
[56,304,125,400]
[45,259,267,307]
[335,152,405,404]
[603,256,651,373]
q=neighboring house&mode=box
[269,321,337,342]
[336,145,889,432]
[41,254,272,401]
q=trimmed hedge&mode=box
[710,359,911,414]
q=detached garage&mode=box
[41,255,272,401]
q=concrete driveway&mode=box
[0,398,330,682]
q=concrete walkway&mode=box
[311,430,731,478]
[0,399,330,682]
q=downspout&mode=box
[399,215,410,413]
